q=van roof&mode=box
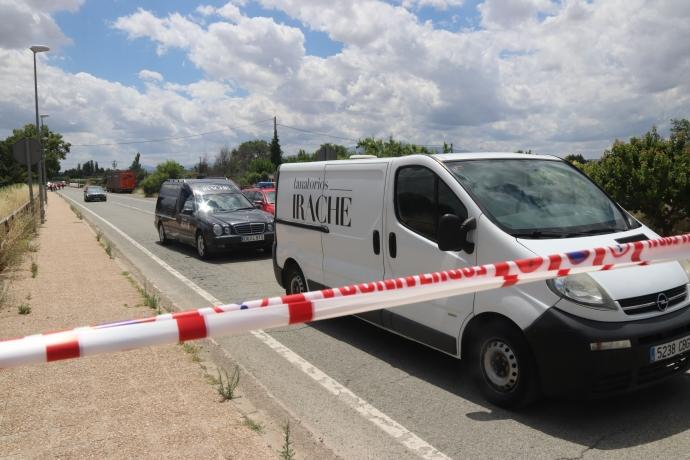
[279,152,562,170]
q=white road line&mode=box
[106,193,156,204]
[111,201,154,215]
[60,192,451,460]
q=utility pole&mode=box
[40,114,49,204]
[112,160,118,170]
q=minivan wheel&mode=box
[285,264,307,295]
[472,321,539,409]
[158,223,168,245]
[196,233,209,259]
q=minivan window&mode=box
[197,192,254,213]
[396,166,467,241]
[446,159,633,237]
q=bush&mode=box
[141,172,167,196]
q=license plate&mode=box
[241,234,264,242]
[650,334,690,362]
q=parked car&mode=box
[242,187,276,215]
[274,153,690,408]
[83,185,107,202]
[155,178,275,259]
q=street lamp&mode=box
[40,114,49,203]
[31,45,49,224]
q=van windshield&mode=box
[196,192,254,213]
[445,159,637,238]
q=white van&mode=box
[272,153,690,407]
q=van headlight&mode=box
[547,273,617,310]
[212,224,223,236]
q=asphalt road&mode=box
[59,187,690,460]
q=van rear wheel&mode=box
[285,264,307,295]
[471,321,539,409]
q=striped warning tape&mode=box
[1,234,689,369]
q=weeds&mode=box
[0,184,29,221]
[30,260,38,278]
[96,230,103,242]
[0,211,37,273]
[279,421,296,460]
[217,366,240,401]
[17,303,31,315]
[69,204,83,220]
[181,342,201,362]
[242,416,264,434]
[142,285,160,312]
[104,240,113,258]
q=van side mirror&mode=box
[438,214,476,254]
[181,202,194,214]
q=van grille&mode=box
[618,285,688,316]
[234,223,265,235]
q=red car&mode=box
[242,187,276,214]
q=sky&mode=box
[1,0,689,170]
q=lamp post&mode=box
[40,114,49,203]
[31,45,49,224]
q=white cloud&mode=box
[401,0,463,10]
[0,0,76,49]
[1,0,689,173]
[138,69,164,82]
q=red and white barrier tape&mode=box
[1,234,689,369]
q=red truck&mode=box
[106,170,137,193]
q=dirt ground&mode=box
[0,196,276,459]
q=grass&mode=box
[142,285,160,312]
[181,342,202,363]
[104,240,113,258]
[217,366,240,401]
[0,184,30,221]
[242,416,264,434]
[279,421,296,460]
[17,303,31,315]
[0,207,38,273]
[30,260,38,278]
[96,230,103,242]
[69,204,82,220]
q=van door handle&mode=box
[389,232,397,258]
[373,230,380,255]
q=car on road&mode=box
[155,178,275,259]
[83,185,107,202]
[274,153,690,408]
[242,187,276,215]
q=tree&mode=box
[442,142,454,153]
[129,152,147,182]
[140,160,186,196]
[356,137,431,157]
[564,154,587,164]
[0,124,70,186]
[584,120,690,235]
[270,119,283,167]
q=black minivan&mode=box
[154,178,275,258]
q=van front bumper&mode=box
[524,303,690,398]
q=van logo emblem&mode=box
[657,293,669,311]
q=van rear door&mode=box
[322,162,388,294]
[275,163,328,288]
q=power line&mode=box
[277,123,359,143]
[70,118,274,147]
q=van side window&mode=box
[395,166,467,241]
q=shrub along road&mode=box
[56,186,690,460]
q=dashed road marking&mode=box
[60,191,451,460]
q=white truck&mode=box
[272,153,690,407]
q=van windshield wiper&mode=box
[512,230,565,239]
[563,228,621,237]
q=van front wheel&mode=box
[285,265,307,295]
[472,321,539,409]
